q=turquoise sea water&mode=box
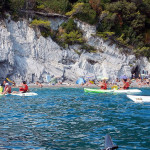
[0,88,150,150]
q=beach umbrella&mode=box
[120,75,127,79]
[85,75,94,79]
[76,78,85,84]
[102,77,109,80]
[97,76,103,80]
[85,76,95,81]
[96,76,109,81]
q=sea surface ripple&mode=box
[0,87,150,150]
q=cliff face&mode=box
[0,18,150,83]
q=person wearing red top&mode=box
[19,81,28,93]
[120,79,130,90]
[123,81,130,89]
[12,81,29,94]
[98,80,107,90]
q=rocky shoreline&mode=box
[11,82,150,89]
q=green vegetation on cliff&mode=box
[0,0,150,57]
[30,19,50,27]
[58,18,84,46]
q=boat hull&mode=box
[84,88,141,93]
[127,95,150,102]
[11,92,38,96]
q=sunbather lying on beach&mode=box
[36,81,43,88]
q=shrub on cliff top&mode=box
[98,1,145,49]
[58,18,84,46]
[40,27,51,38]
[30,19,51,38]
[134,46,150,58]
[61,18,77,33]
[9,0,24,12]
[97,32,115,40]
[36,4,45,10]
[36,0,71,14]
[59,30,84,45]
[66,3,84,16]
[30,19,50,27]
[66,2,97,25]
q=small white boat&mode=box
[127,95,150,102]
[84,88,141,93]
[11,92,38,96]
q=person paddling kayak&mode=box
[12,81,29,94]
[19,81,28,93]
[98,80,107,90]
[119,79,130,90]
[2,83,11,94]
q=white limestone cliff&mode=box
[0,18,150,83]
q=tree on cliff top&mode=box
[66,2,97,24]
[0,0,11,14]
[0,0,150,57]
[98,1,146,49]
[36,0,71,14]
[66,3,84,16]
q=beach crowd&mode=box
[0,73,150,95]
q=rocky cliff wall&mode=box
[0,18,150,83]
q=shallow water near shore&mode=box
[0,87,150,150]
